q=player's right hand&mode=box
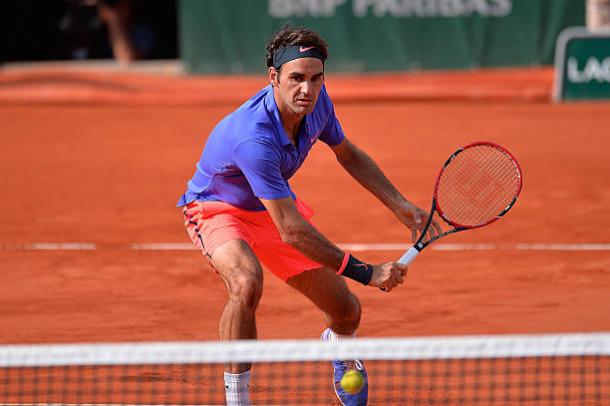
[368,262,408,292]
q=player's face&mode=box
[270,58,325,116]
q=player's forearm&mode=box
[282,219,381,286]
[280,219,345,271]
[338,145,410,212]
[262,197,374,284]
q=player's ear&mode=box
[269,67,279,87]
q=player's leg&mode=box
[182,202,262,406]
[251,199,361,333]
[211,239,264,365]
[249,199,366,403]
[255,239,368,403]
[207,239,263,406]
[183,203,263,360]
[286,268,368,406]
[285,267,361,335]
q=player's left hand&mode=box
[394,201,442,243]
[369,261,408,292]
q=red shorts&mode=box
[181,200,322,281]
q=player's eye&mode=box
[312,75,323,82]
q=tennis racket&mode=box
[398,141,523,265]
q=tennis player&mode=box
[178,26,437,406]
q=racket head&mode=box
[433,141,523,229]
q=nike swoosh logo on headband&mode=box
[299,46,315,53]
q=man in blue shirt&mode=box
[179,26,439,406]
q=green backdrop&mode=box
[560,33,610,100]
[179,0,585,74]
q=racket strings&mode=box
[445,155,518,223]
[442,149,519,224]
[437,145,521,227]
[442,171,513,225]
[449,155,516,218]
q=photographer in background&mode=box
[60,0,155,64]
[97,0,139,63]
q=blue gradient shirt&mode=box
[177,85,345,211]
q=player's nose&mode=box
[300,80,313,96]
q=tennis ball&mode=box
[340,370,365,394]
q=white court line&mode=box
[1,243,97,250]
[1,243,609,251]
[514,243,610,251]
[132,242,610,251]
[3,403,220,406]
[338,243,409,251]
[343,243,610,251]
[131,242,194,250]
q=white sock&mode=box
[326,328,356,341]
[224,370,251,406]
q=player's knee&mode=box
[227,273,263,310]
[333,294,361,326]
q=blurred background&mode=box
[1,0,178,64]
[0,0,606,73]
[1,1,609,404]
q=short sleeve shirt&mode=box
[177,85,345,211]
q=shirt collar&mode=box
[264,85,306,147]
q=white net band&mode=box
[2,332,609,367]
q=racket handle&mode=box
[398,246,420,265]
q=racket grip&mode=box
[398,246,420,265]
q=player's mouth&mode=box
[295,99,312,106]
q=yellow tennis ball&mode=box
[340,370,365,394]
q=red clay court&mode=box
[0,65,609,404]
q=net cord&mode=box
[1,333,608,368]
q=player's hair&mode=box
[265,25,329,68]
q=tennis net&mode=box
[1,332,609,405]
